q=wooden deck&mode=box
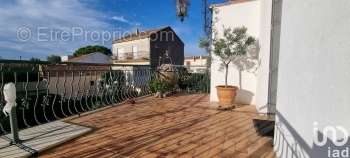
[40,94,276,158]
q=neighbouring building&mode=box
[211,0,350,158]
[57,53,150,97]
[184,55,209,73]
[42,64,149,99]
[112,26,184,68]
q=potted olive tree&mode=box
[213,26,256,108]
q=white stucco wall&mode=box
[255,0,272,113]
[210,0,261,105]
[274,1,350,158]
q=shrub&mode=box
[149,78,172,93]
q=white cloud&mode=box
[111,16,129,23]
[0,0,131,59]
[112,15,141,27]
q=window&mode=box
[132,46,138,58]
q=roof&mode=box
[113,26,170,44]
[67,52,111,63]
[210,0,255,8]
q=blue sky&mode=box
[0,0,224,60]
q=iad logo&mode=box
[313,122,349,158]
[314,122,349,146]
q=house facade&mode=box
[211,0,350,158]
[112,27,184,68]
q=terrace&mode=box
[0,61,275,157]
[41,94,275,158]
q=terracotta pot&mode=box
[216,85,238,108]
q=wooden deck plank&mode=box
[40,94,275,158]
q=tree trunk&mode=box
[225,64,229,87]
[239,69,242,89]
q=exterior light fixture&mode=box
[176,0,189,22]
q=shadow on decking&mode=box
[0,121,91,158]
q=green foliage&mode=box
[149,78,172,93]
[178,72,210,93]
[199,37,210,49]
[46,55,61,63]
[73,45,112,57]
[213,27,256,65]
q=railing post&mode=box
[3,83,21,144]
[9,106,20,144]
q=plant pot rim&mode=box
[216,85,238,90]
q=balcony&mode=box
[0,61,274,157]
[114,51,150,62]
